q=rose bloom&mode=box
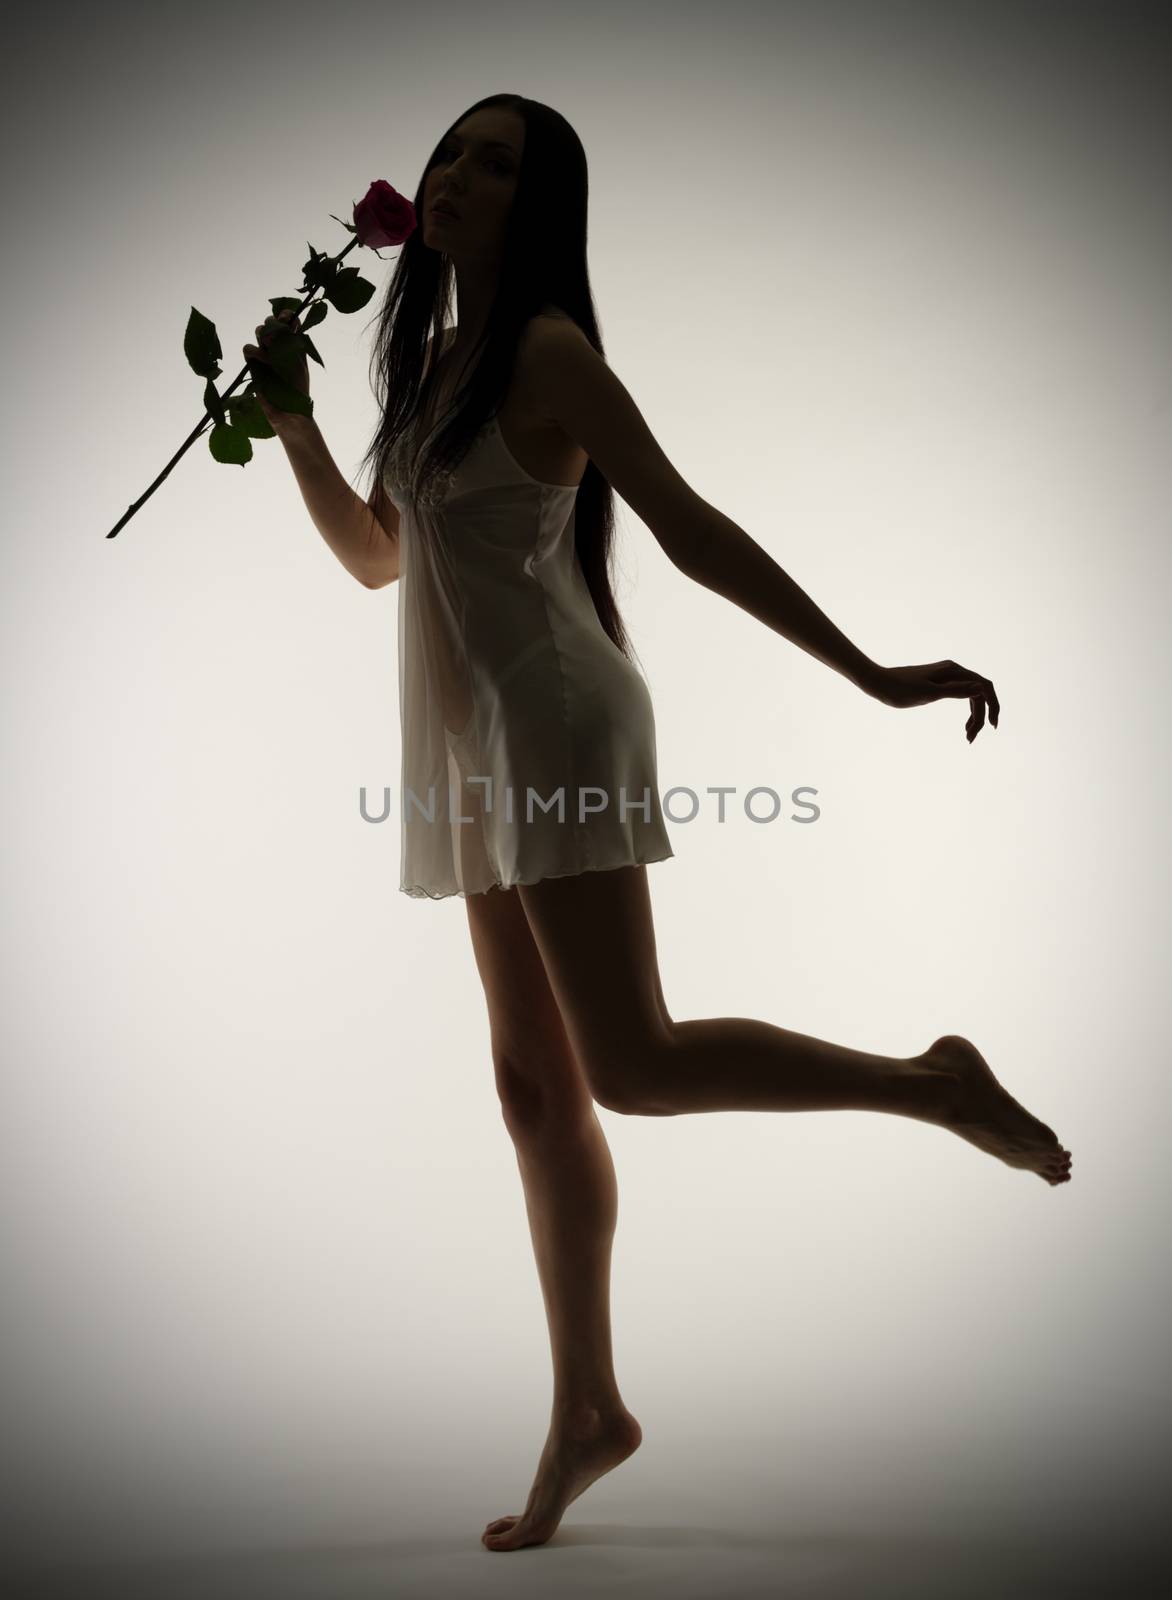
[353,180,416,248]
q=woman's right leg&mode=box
[464,882,644,1552]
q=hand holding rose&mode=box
[106,179,417,538]
[242,311,310,437]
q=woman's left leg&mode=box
[516,865,1072,1185]
[464,882,644,1552]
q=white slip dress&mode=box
[382,328,675,899]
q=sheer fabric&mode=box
[383,328,674,899]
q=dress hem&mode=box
[399,846,676,902]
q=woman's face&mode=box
[423,109,525,257]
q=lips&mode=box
[431,200,459,219]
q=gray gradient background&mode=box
[3,0,1169,1595]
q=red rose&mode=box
[352,180,416,249]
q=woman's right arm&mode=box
[277,417,400,590]
[245,308,406,590]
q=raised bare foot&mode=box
[916,1035,1072,1185]
[481,1404,643,1552]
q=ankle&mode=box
[896,1054,961,1124]
[552,1395,627,1430]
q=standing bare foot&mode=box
[481,1404,643,1552]
[915,1034,1072,1185]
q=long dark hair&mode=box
[355,93,637,663]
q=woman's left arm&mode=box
[680,505,880,690]
[525,318,999,740]
[681,513,999,740]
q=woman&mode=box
[249,93,1072,1554]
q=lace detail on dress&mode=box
[383,414,492,510]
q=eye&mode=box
[438,146,509,173]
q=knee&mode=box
[581,1026,677,1117]
[492,1043,593,1135]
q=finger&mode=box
[937,675,987,742]
[256,317,287,345]
[954,671,998,736]
[963,679,997,743]
[258,312,299,341]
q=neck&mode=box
[449,257,501,353]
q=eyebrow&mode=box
[444,134,518,155]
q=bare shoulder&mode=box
[513,311,586,415]
[516,312,709,573]
[519,303,576,350]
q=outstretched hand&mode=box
[867,660,1000,743]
